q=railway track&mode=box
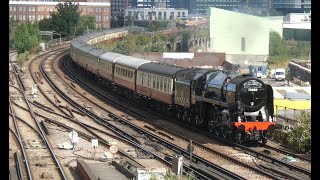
[61,54,311,180]
[40,51,245,180]
[57,54,290,179]
[9,53,67,180]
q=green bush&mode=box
[17,51,30,66]
[268,31,311,67]
[273,112,311,153]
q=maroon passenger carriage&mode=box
[136,62,184,111]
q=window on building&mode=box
[9,6,12,11]
[241,37,246,51]
[170,12,174,19]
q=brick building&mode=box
[9,0,111,29]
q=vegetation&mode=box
[165,171,196,180]
[111,16,125,28]
[268,31,311,69]
[49,1,82,37]
[38,2,95,39]
[75,15,95,36]
[98,32,174,54]
[146,21,171,31]
[98,27,208,54]
[16,51,32,67]
[14,22,41,54]
[38,18,53,31]
[273,111,311,153]
[9,17,19,48]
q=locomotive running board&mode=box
[194,95,229,107]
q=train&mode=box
[70,28,277,144]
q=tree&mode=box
[9,17,19,48]
[38,18,53,31]
[113,41,132,55]
[269,9,284,16]
[269,31,287,57]
[50,2,81,37]
[287,111,311,153]
[14,22,41,54]
[75,15,95,36]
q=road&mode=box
[260,78,300,87]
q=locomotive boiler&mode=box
[175,70,277,144]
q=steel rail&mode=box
[40,54,222,180]
[62,56,282,180]
[11,59,67,180]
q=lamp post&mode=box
[287,67,290,86]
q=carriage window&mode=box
[141,72,144,85]
[160,77,163,91]
[153,75,156,89]
[156,76,160,90]
[164,78,167,93]
[147,74,150,87]
[168,80,171,93]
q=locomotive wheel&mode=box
[208,123,214,134]
[192,115,198,126]
[176,110,183,121]
[182,110,188,122]
[262,138,268,145]
[214,128,219,136]
[221,127,227,139]
[236,133,243,144]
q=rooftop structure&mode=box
[125,8,188,20]
[9,0,111,29]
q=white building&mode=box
[125,8,188,20]
[283,13,311,30]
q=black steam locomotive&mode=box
[70,29,277,144]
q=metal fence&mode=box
[274,105,310,128]
[46,36,74,48]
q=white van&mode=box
[272,68,286,81]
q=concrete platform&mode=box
[77,160,129,180]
